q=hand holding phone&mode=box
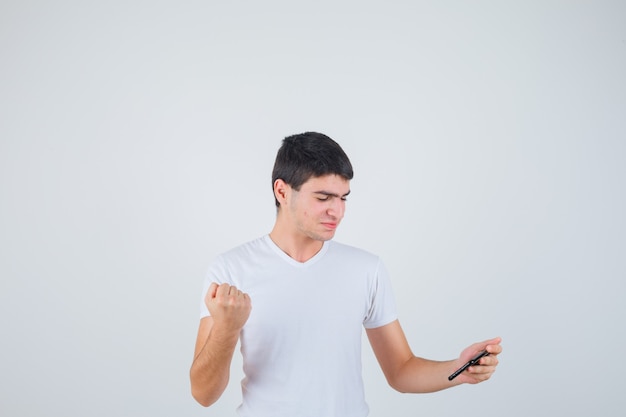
[448,350,490,381]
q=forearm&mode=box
[190,325,240,407]
[367,322,501,394]
[390,356,461,393]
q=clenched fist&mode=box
[205,283,252,331]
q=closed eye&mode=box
[314,190,350,201]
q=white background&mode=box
[1,1,624,416]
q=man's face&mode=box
[286,174,351,242]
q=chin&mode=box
[308,231,336,242]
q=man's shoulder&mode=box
[206,236,272,276]
[218,235,270,259]
[328,240,380,263]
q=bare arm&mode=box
[366,319,501,393]
[190,283,251,407]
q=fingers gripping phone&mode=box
[448,350,489,381]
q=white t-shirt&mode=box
[200,235,398,417]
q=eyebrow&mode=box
[313,190,351,198]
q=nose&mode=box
[327,198,345,219]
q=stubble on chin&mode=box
[309,228,336,242]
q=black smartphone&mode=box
[448,350,490,381]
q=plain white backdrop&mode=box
[1,1,624,416]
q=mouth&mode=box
[321,222,338,230]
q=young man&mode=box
[190,132,502,416]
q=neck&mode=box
[269,224,324,263]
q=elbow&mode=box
[189,369,224,407]
[383,371,404,393]
[193,394,209,407]
[388,377,408,394]
[385,367,418,394]
[191,384,218,408]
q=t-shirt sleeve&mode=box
[199,255,231,319]
[363,258,398,329]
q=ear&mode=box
[273,179,289,207]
